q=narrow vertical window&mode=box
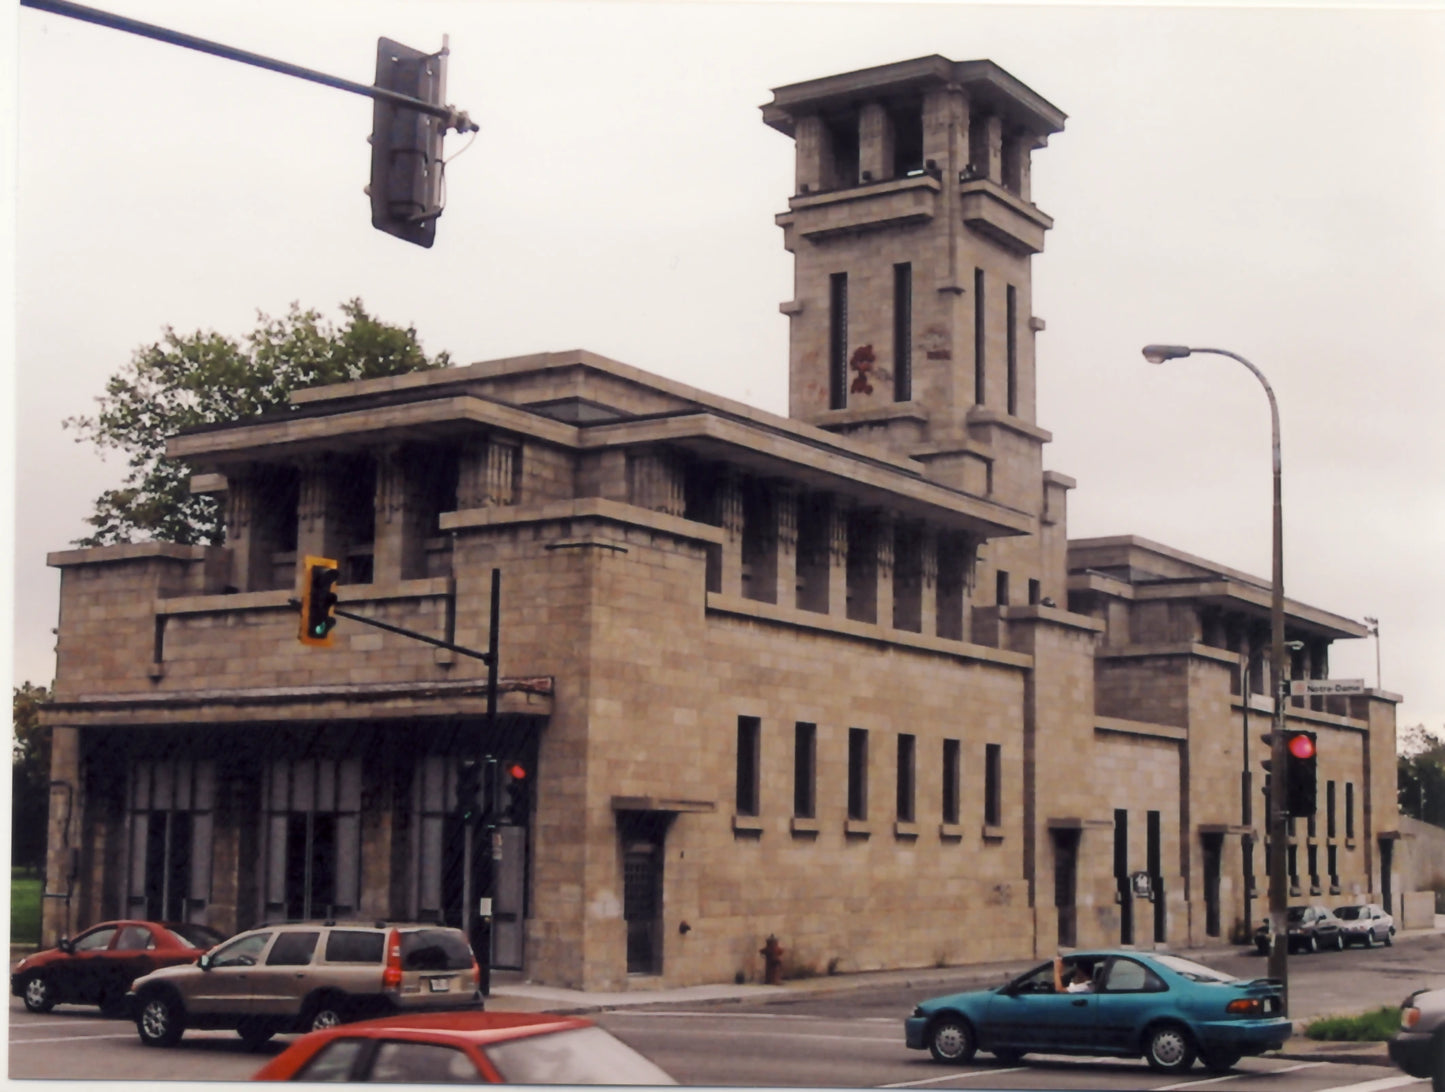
[1327,780,1337,839]
[942,739,960,825]
[848,728,869,821]
[1028,578,1041,606]
[893,263,912,402]
[996,571,1009,607]
[735,716,760,817]
[896,734,916,823]
[1345,782,1355,839]
[1006,283,1018,416]
[829,273,849,410]
[793,722,816,819]
[973,269,986,405]
[984,743,1002,827]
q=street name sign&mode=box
[1289,678,1366,697]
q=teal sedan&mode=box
[905,950,1291,1074]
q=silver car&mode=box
[1334,903,1394,948]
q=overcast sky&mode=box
[6,0,1444,739]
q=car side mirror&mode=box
[57,937,74,955]
[198,952,213,972]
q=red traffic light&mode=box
[1288,733,1316,760]
[507,763,528,781]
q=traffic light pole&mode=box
[19,0,478,133]
[326,605,494,664]
[1259,360,1291,1014]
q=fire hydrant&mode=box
[760,934,784,985]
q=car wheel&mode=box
[1386,929,1394,947]
[238,1019,276,1049]
[136,991,185,1048]
[1335,932,1345,951]
[304,995,348,1033]
[1144,1023,1197,1073]
[1364,930,1375,949]
[993,1049,1025,1066]
[1307,934,1319,954]
[21,973,55,1014]
[1199,1047,1242,1074]
[927,1015,977,1064]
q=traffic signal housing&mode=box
[299,556,340,647]
[369,38,447,247]
[455,760,482,823]
[502,762,531,826]
[1284,730,1318,818]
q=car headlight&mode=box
[1403,1007,1421,1030]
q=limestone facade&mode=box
[39,56,1400,990]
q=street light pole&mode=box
[1364,616,1381,690]
[1142,344,1291,1012]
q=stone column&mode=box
[828,498,850,621]
[224,471,261,591]
[457,435,519,510]
[979,114,1004,184]
[719,472,745,599]
[920,526,939,637]
[296,458,347,570]
[773,483,799,608]
[859,102,894,183]
[795,115,825,194]
[875,512,895,630]
[627,449,686,516]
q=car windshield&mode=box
[1334,906,1363,921]
[169,924,226,949]
[485,1026,676,1085]
[1286,907,1308,923]
[1151,955,1236,983]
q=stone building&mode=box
[39,56,1403,990]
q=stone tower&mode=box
[762,55,1071,608]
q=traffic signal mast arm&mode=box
[289,598,494,664]
[19,0,478,134]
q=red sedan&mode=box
[11,920,226,1015]
[251,1011,677,1084]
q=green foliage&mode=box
[1304,1006,1402,1041]
[1398,725,1445,824]
[12,683,51,873]
[10,867,42,945]
[64,299,451,546]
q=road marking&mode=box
[8,1019,118,1028]
[9,1033,137,1045]
[1310,1076,1426,1092]
[883,1067,1028,1087]
[607,1010,817,1020]
[1153,1062,1326,1090]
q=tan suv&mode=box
[127,921,483,1048]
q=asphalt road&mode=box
[9,935,1445,1086]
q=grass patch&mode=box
[1305,1006,1401,1041]
[10,867,42,945]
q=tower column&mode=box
[859,103,894,182]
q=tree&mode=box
[64,299,451,546]
[1398,725,1445,826]
[12,682,52,874]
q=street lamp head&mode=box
[1142,344,1193,364]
